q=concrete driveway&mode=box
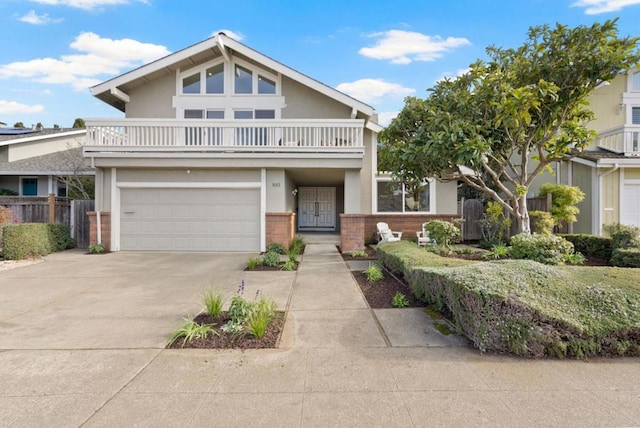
[0,249,293,350]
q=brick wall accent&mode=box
[340,214,365,252]
[266,212,296,248]
[365,214,462,242]
[87,211,111,251]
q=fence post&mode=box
[546,193,552,212]
[48,194,55,224]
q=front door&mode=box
[298,187,336,230]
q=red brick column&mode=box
[87,211,111,251]
[340,214,365,252]
[265,212,296,248]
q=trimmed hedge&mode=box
[561,234,612,258]
[376,241,472,276]
[611,247,640,268]
[2,223,74,260]
[376,241,640,358]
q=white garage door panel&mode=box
[621,183,640,227]
[121,188,260,251]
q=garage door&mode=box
[120,188,260,251]
[621,183,640,227]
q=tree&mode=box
[538,183,585,228]
[53,124,60,129]
[380,20,640,233]
[13,122,24,128]
[35,122,43,130]
[55,142,94,199]
[72,118,85,128]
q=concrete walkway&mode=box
[1,245,639,427]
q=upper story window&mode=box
[632,72,640,91]
[258,75,276,94]
[182,73,200,94]
[632,107,640,125]
[206,64,224,94]
[235,65,253,94]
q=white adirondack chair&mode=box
[416,223,434,246]
[376,222,402,243]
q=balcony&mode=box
[84,119,365,157]
[595,125,640,157]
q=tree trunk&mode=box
[514,195,531,235]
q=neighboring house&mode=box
[84,32,459,253]
[0,128,89,196]
[554,70,640,234]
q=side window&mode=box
[258,75,276,94]
[633,72,640,91]
[182,73,200,94]
[235,65,253,94]
[205,64,224,94]
[633,107,640,125]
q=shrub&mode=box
[2,223,74,260]
[611,248,640,268]
[529,210,554,235]
[203,289,225,318]
[0,206,12,225]
[564,252,586,265]
[168,316,217,348]
[424,220,460,248]
[280,260,296,271]
[482,243,510,260]
[288,235,305,256]
[262,251,280,267]
[605,223,640,250]
[391,292,409,308]
[562,234,612,258]
[363,263,383,282]
[539,183,585,228]
[266,242,286,254]
[478,201,511,247]
[376,243,640,358]
[88,243,105,254]
[509,233,575,265]
[246,257,263,270]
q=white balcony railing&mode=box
[596,125,640,157]
[85,119,364,152]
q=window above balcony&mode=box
[179,58,279,97]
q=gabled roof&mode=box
[0,147,94,175]
[0,128,85,145]
[90,33,376,118]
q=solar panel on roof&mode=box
[0,128,39,136]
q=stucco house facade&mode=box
[556,70,640,234]
[84,33,459,252]
[0,128,88,197]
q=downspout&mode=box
[597,163,619,236]
[96,211,102,245]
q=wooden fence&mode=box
[0,196,95,248]
[459,195,552,242]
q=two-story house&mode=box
[84,33,459,253]
[558,70,640,234]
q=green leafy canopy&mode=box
[379,19,640,233]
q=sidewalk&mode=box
[1,245,639,427]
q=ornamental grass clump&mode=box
[203,288,225,318]
[363,263,384,282]
[168,316,217,348]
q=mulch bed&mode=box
[166,312,286,349]
[338,245,377,261]
[353,271,424,309]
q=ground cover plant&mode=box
[245,237,305,271]
[377,241,640,358]
[167,281,284,349]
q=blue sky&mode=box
[1,0,640,128]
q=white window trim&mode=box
[374,176,436,214]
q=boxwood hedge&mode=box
[377,241,640,358]
[2,223,74,260]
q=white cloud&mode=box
[18,10,63,24]
[572,0,640,14]
[336,79,415,104]
[359,30,471,64]
[210,29,245,41]
[0,32,170,90]
[0,100,44,114]
[377,111,399,126]
[436,68,471,83]
[29,0,147,10]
